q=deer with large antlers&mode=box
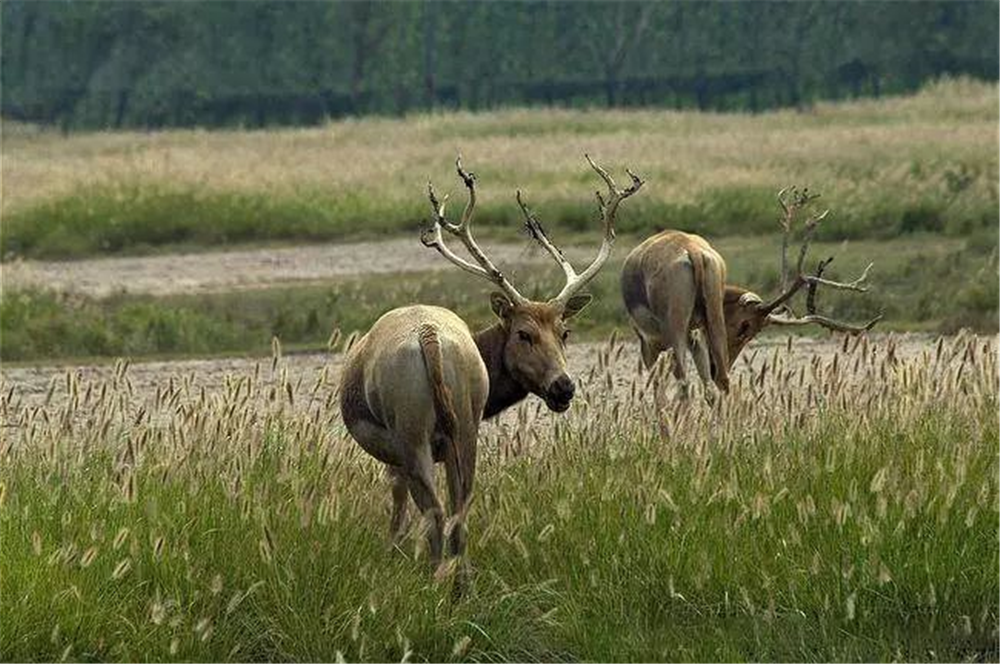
[621,186,880,403]
[340,156,642,577]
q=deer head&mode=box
[423,155,643,412]
[723,186,882,365]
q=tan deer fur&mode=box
[622,188,879,404]
[340,155,642,576]
[621,230,735,402]
[340,305,486,567]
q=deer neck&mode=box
[474,322,528,419]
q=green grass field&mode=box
[2,334,996,661]
[3,234,995,363]
[2,78,997,260]
[2,79,998,663]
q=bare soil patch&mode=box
[3,240,590,298]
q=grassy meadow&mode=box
[1,333,997,661]
[2,233,996,363]
[2,78,997,259]
[2,78,997,364]
[2,79,999,663]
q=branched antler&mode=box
[422,156,528,305]
[515,154,644,306]
[777,186,823,291]
[759,186,881,335]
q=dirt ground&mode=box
[3,238,968,432]
[3,240,592,297]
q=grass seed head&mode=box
[111,558,132,580]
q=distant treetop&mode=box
[2,0,997,130]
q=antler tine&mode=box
[767,312,884,335]
[776,186,828,290]
[455,155,476,230]
[777,186,792,218]
[761,257,875,316]
[777,187,793,289]
[423,181,493,280]
[550,154,644,305]
[809,261,873,292]
[792,207,829,277]
[426,182,452,229]
[586,153,618,192]
[422,160,527,304]
[806,256,835,314]
[778,260,880,334]
[516,189,576,283]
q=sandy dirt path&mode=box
[2,240,591,298]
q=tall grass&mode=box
[1,333,996,661]
[2,78,997,259]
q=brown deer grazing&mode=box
[621,186,880,403]
[340,156,642,574]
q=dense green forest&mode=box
[2,1,998,130]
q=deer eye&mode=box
[517,330,533,345]
[738,321,751,338]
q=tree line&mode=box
[2,1,997,130]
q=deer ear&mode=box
[561,293,593,319]
[490,292,514,321]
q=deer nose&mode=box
[548,374,575,403]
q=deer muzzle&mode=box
[544,374,576,412]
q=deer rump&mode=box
[341,306,485,485]
[621,233,730,387]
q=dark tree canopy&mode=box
[2,0,997,130]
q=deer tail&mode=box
[692,250,730,392]
[417,323,466,496]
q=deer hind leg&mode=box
[442,407,482,598]
[628,313,668,415]
[403,441,445,566]
[689,329,717,405]
[663,327,694,401]
[443,417,479,560]
[646,271,696,402]
[637,329,663,371]
[386,465,410,545]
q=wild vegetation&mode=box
[2,332,996,661]
[2,78,997,260]
[3,233,995,363]
[2,64,997,663]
